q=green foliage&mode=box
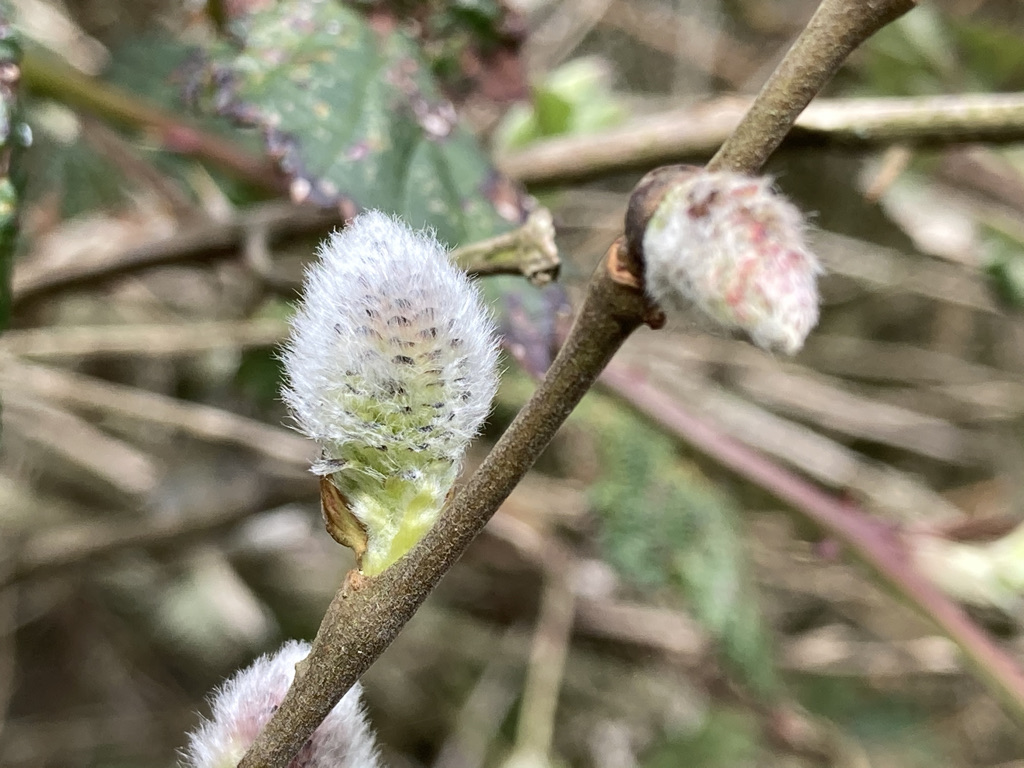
[794,677,948,765]
[23,33,265,218]
[0,5,23,334]
[195,0,525,246]
[853,8,959,96]
[584,396,779,699]
[952,21,1024,92]
[643,709,759,768]
[496,57,625,150]
[22,103,127,217]
[981,223,1024,310]
[856,5,1024,95]
[420,0,507,83]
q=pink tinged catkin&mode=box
[641,171,821,355]
[183,641,381,768]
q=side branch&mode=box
[237,243,653,768]
[501,93,1024,186]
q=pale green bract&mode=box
[281,212,500,575]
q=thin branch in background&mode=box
[597,362,1024,724]
[0,565,16,744]
[12,202,336,308]
[525,0,616,76]
[623,347,966,523]
[0,318,289,359]
[0,485,312,588]
[3,391,161,497]
[20,46,283,192]
[507,570,576,767]
[0,359,314,469]
[431,627,523,768]
[13,204,559,308]
[601,0,764,87]
[79,115,201,219]
[499,90,1024,186]
[728,365,988,467]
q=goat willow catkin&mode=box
[641,170,821,355]
[282,211,499,576]
[185,641,380,768]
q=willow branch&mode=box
[237,243,653,768]
[708,0,917,173]
[239,2,919,766]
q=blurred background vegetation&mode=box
[2,0,1024,766]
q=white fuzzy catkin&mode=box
[281,211,499,574]
[184,640,380,768]
[643,171,821,355]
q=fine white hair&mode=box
[184,640,380,768]
[643,172,820,355]
[281,210,500,474]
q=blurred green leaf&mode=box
[643,708,758,768]
[584,396,779,698]
[953,21,1024,92]
[852,7,959,95]
[496,57,626,150]
[981,223,1024,310]
[22,102,127,218]
[195,0,525,246]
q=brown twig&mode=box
[508,570,576,765]
[0,483,314,588]
[3,390,161,497]
[12,202,335,308]
[13,204,558,308]
[598,363,1024,724]
[0,318,289,359]
[0,358,314,468]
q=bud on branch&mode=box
[628,166,821,355]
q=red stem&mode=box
[600,362,1024,724]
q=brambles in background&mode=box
[191,0,528,246]
[628,166,821,355]
[185,640,381,768]
[281,211,500,576]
